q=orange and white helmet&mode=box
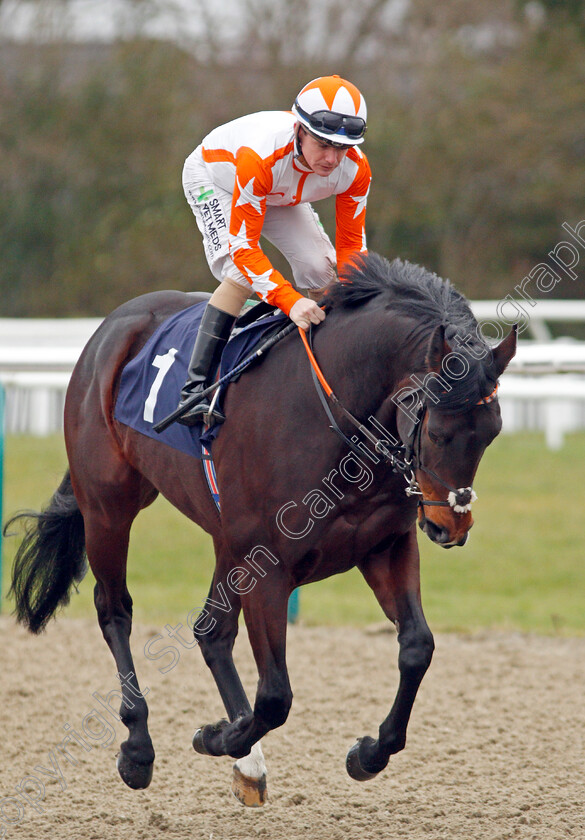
[292,75,367,146]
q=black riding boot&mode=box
[177,304,236,427]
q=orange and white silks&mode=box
[188,110,371,315]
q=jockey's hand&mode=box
[289,297,326,332]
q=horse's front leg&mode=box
[192,556,280,806]
[194,562,292,781]
[347,526,434,781]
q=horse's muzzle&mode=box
[418,516,470,548]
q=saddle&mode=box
[114,300,288,458]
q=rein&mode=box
[298,325,490,514]
[154,318,298,433]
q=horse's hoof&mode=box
[346,740,379,782]
[116,752,154,789]
[193,719,229,756]
[231,764,267,807]
[192,727,210,755]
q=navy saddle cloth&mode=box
[114,300,287,458]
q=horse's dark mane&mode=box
[327,253,475,335]
[325,253,496,412]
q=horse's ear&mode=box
[492,324,517,377]
[425,325,450,372]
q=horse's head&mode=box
[395,324,517,548]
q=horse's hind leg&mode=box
[76,474,157,790]
[347,527,434,781]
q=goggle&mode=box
[294,101,367,141]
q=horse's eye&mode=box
[428,430,445,446]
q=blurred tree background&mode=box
[0,0,584,316]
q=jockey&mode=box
[178,74,371,426]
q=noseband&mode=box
[300,326,495,514]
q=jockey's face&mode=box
[297,126,349,177]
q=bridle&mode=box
[396,392,479,513]
[300,325,498,515]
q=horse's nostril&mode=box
[419,517,450,545]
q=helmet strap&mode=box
[294,123,304,159]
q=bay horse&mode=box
[6,253,516,805]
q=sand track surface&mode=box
[1,617,584,839]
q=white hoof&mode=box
[232,742,268,807]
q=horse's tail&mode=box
[4,470,87,634]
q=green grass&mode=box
[1,431,584,634]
